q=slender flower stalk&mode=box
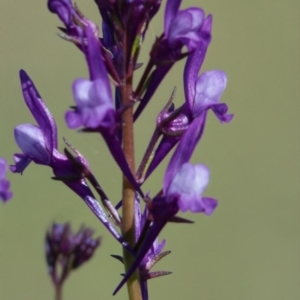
[55,284,62,300]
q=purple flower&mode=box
[0,158,12,202]
[10,70,92,186]
[155,0,209,61]
[134,3,212,122]
[11,70,58,174]
[165,163,216,213]
[164,0,205,51]
[11,70,91,199]
[65,25,114,130]
[45,223,101,286]
[156,111,218,216]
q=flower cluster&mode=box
[3,0,233,299]
[45,223,101,289]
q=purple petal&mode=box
[19,70,57,153]
[202,14,213,34]
[167,163,209,195]
[211,103,234,123]
[48,0,73,26]
[85,25,110,84]
[65,110,83,129]
[163,112,206,192]
[70,78,114,129]
[167,9,204,50]
[167,163,211,213]
[200,197,218,215]
[10,153,32,174]
[73,79,98,105]
[193,70,227,117]
[14,124,51,165]
[164,0,181,35]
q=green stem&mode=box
[121,31,142,300]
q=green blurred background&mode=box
[1,0,299,299]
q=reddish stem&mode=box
[121,30,142,300]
